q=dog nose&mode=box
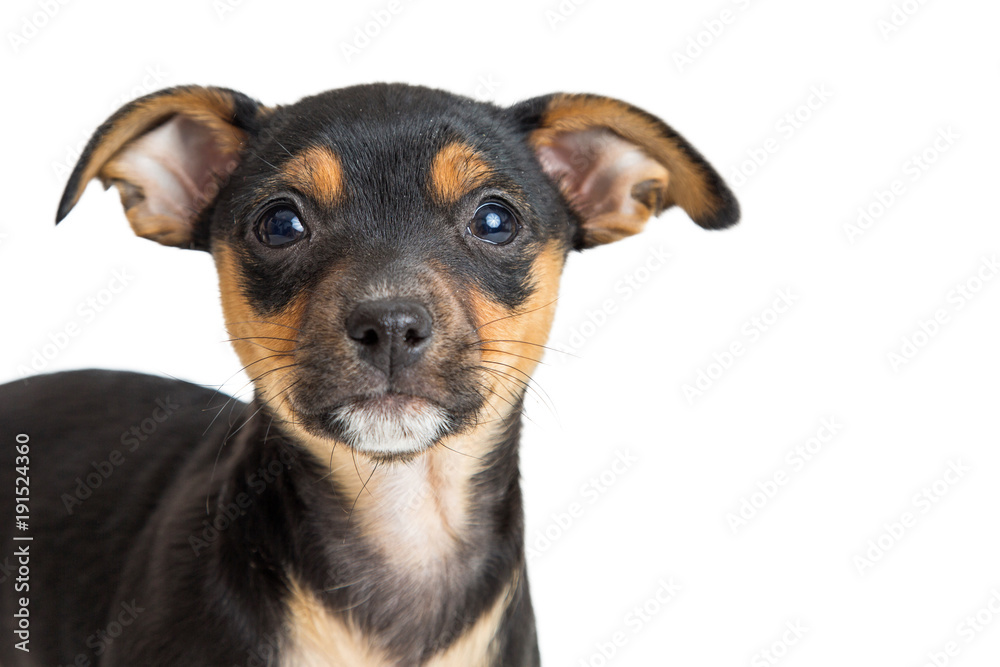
[346,299,433,377]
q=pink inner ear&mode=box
[101,116,237,243]
[535,128,670,222]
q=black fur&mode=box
[0,370,538,666]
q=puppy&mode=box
[0,83,737,666]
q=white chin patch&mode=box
[332,399,448,457]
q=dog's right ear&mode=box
[510,93,739,249]
[56,85,267,248]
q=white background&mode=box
[3,0,1000,665]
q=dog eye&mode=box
[255,206,306,247]
[468,202,518,245]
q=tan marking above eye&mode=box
[429,142,495,204]
[282,145,344,206]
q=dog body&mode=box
[1,370,531,666]
[0,83,736,665]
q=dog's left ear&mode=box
[56,85,267,248]
[511,93,739,249]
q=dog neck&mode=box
[321,418,514,575]
[220,398,528,662]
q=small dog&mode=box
[0,83,737,666]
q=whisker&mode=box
[478,367,525,404]
[470,375,517,415]
[224,336,302,353]
[204,392,275,514]
[346,457,379,531]
[473,297,559,334]
[468,339,578,358]
[225,335,298,344]
[328,438,338,476]
[265,129,295,158]
[477,367,548,427]
[199,353,297,432]
[323,577,367,593]
[481,359,557,413]
[480,364,543,403]
[478,348,547,365]
[248,150,278,170]
[330,588,378,613]
[223,362,301,415]
[209,374,302,511]
[275,378,302,411]
[462,374,513,419]
[262,413,275,447]
[437,439,487,462]
[200,389,246,438]
[225,319,304,334]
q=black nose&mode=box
[345,299,433,377]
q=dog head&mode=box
[58,83,738,463]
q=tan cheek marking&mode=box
[282,145,344,206]
[429,141,494,204]
[215,244,306,411]
[470,241,565,413]
[532,94,714,222]
[283,580,390,667]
